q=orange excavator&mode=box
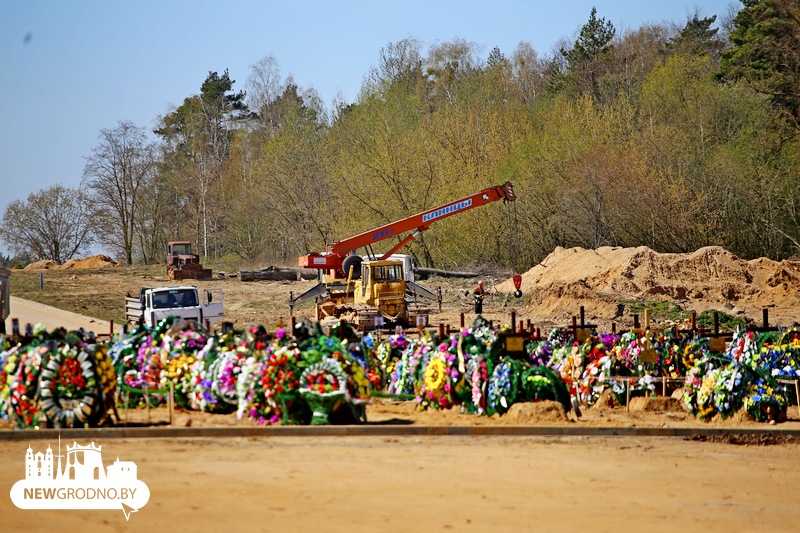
[290,182,516,329]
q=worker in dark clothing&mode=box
[474,281,485,314]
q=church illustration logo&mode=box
[9,438,150,520]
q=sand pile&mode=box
[60,255,120,269]
[23,260,59,270]
[628,397,685,413]
[503,401,568,423]
[498,246,800,326]
[23,255,121,270]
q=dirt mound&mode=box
[503,400,568,423]
[23,260,59,270]
[60,255,121,269]
[498,246,800,327]
[628,397,684,413]
[22,255,121,271]
[590,389,620,410]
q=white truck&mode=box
[125,286,224,328]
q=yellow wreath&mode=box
[424,357,447,393]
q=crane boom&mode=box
[300,182,515,276]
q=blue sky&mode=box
[1,0,737,253]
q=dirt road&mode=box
[1,435,798,533]
[4,296,119,336]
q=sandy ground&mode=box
[3,401,800,532]
[1,433,799,533]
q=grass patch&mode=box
[618,299,749,331]
[248,299,274,310]
[619,300,690,323]
[696,310,747,331]
[9,269,132,323]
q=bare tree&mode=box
[82,121,157,265]
[0,185,92,263]
[511,42,546,104]
[246,55,284,126]
[362,37,424,98]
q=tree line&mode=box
[2,1,798,270]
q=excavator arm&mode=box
[300,182,515,277]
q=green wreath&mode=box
[520,366,571,411]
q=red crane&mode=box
[299,182,515,279]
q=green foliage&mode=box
[621,300,691,323]
[667,14,724,58]
[560,7,616,67]
[618,302,748,332]
[154,70,252,261]
[719,0,800,128]
[696,310,748,331]
[200,69,247,113]
[555,7,617,102]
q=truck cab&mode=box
[126,286,224,328]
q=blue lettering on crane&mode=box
[421,199,472,223]
[371,228,395,241]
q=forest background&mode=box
[2,1,798,273]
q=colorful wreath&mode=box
[39,345,100,428]
[114,332,167,408]
[336,354,372,402]
[755,328,800,379]
[743,377,787,423]
[388,338,427,395]
[683,337,710,370]
[299,357,347,425]
[236,355,264,421]
[421,355,450,409]
[161,353,197,408]
[0,346,21,418]
[92,344,117,397]
[9,345,48,428]
[487,360,520,415]
[300,357,347,396]
[213,350,247,407]
[252,345,301,424]
[463,356,488,414]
